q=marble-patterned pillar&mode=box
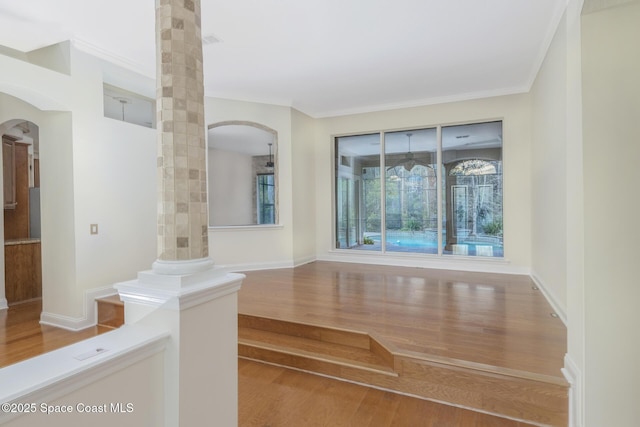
[155,0,209,268]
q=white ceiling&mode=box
[0,0,566,118]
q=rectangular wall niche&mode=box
[103,84,155,129]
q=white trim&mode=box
[317,250,529,275]
[0,324,168,424]
[217,259,295,274]
[209,224,284,232]
[292,255,316,268]
[39,286,119,331]
[0,297,7,310]
[116,272,244,311]
[205,257,314,274]
[530,273,567,325]
[151,257,215,275]
[562,353,583,427]
[307,86,529,119]
[72,38,154,79]
[40,312,90,331]
[524,0,572,92]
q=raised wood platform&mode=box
[96,294,124,329]
[238,261,568,426]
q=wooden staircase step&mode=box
[237,314,568,426]
[239,327,397,376]
[96,295,124,329]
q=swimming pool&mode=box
[365,232,503,257]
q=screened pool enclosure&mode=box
[335,121,503,257]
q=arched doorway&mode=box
[2,120,42,306]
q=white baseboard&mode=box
[0,297,7,310]
[40,285,118,331]
[562,353,583,427]
[218,253,531,276]
[215,255,317,273]
[217,259,295,273]
[40,311,92,331]
[530,273,567,325]
[318,250,530,275]
[293,255,316,268]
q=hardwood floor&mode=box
[0,299,110,368]
[1,262,566,425]
[1,298,529,426]
[239,261,566,378]
[238,261,568,425]
[239,358,536,427]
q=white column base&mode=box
[116,258,241,310]
[151,257,215,275]
[115,265,243,427]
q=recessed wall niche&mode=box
[103,84,155,128]
[207,122,278,227]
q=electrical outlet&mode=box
[90,224,98,235]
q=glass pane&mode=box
[442,121,503,257]
[257,173,275,224]
[335,134,381,250]
[384,128,437,253]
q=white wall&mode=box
[208,147,253,225]
[0,49,77,313]
[529,4,586,424]
[582,2,640,425]
[314,94,533,274]
[564,1,587,426]
[39,111,81,317]
[0,96,80,317]
[530,9,569,318]
[291,108,317,265]
[205,97,295,270]
[3,352,165,427]
[1,44,157,323]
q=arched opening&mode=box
[444,156,503,255]
[2,119,42,306]
[207,121,279,226]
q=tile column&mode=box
[115,4,244,427]
[116,3,243,426]
[155,0,211,274]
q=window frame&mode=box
[332,120,503,259]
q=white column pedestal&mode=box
[115,264,243,427]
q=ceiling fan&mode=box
[385,133,432,172]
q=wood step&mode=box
[239,327,397,377]
[239,313,397,378]
[237,313,569,427]
[96,295,124,329]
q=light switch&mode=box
[90,224,98,235]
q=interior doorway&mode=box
[2,120,42,306]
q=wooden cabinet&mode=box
[3,142,30,240]
[4,241,42,304]
[2,138,16,209]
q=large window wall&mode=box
[335,121,503,257]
